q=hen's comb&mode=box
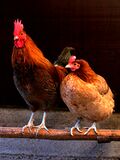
[69,55,76,64]
[14,19,24,35]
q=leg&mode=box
[84,122,97,135]
[36,112,48,135]
[22,112,35,133]
[70,119,82,136]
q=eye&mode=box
[73,63,80,68]
[20,32,23,35]
[74,63,77,66]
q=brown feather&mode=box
[60,59,115,122]
[12,33,68,112]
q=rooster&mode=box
[60,56,115,135]
[12,19,73,133]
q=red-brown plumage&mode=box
[12,19,70,132]
[60,57,115,135]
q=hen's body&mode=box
[60,58,115,135]
[61,73,114,122]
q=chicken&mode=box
[60,56,115,135]
[12,19,72,133]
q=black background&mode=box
[0,0,120,112]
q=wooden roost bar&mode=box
[0,127,120,143]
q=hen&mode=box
[60,56,115,135]
[12,19,72,133]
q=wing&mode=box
[14,65,58,111]
[91,75,110,96]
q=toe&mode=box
[77,127,82,133]
[70,127,75,136]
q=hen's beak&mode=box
[14,36,19,40]
[65,64,71,68]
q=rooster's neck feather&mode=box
[12,34,59,83]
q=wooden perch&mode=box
[0,127,120,143]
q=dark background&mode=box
[0,0,120,112]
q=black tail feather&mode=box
[54,47,75,67]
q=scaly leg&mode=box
[70,119,82,136]
[22,112,35,133]
[84,122,97,135]
[36,112,49,135]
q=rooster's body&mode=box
[12,20,71,133]
[60,57,115,135]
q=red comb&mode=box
[69,55,76,64]
[14,19,24,35]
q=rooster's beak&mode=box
[14,36,19,40]
[65,64,71,68]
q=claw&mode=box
[36,123,49,136]
[84,122,97,135]
[22,124,34,133]
[70,120,82,136]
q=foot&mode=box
[84,122,97,135]
[36,112,49,135]
[22,122,35,133]
[70,120,82,136]
[22,112,35,133]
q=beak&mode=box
[65,64,71,68]
[14,36,19,40]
